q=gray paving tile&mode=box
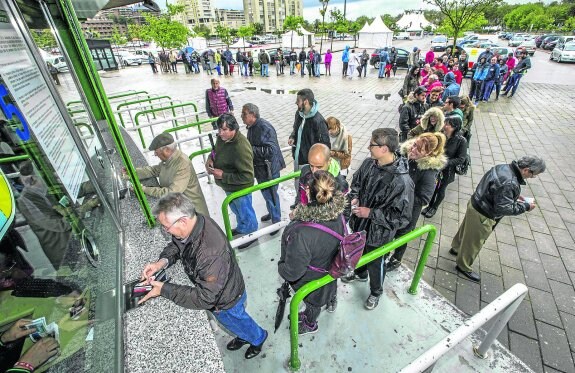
[455,277,480,316]
[435,284,456,304]
[499,242,523,270]
[540,253,571,285]
[508,299,538,340]
[550,227,575,248]
[522,260,551,292]
[530,288,563,328]
[478,248,502,276]
[559,247,575,273]
[533,232,560,257]
[560,311,575,352]
[537,321,575,373]
[509,332,544,373]
[480,271,504,304]
[517,237,542,263]
[502,265,527,291]
[434,270,457,292]
[548,280,575,316]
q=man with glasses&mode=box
[130,133,209,217]
[138,193,268,359]
[442,95,463,121]
[342,128,414,310]
[206,114,258,249]
[450,156,546,282]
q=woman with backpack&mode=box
[386,132,447,271]
[421,115,468,218]
[278,170,345,335]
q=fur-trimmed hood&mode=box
[293,192,346,222]
[400,139,447,171]
[419,107,445,133]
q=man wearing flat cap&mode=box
[133,133,209,216]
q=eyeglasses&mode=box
[161,216,187,232]
[368,143,383,148]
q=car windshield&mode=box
[433,36,447,42]
[564,45,575,51]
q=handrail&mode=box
[66,90,150,108]
[163,118,217,134]
[115,96,174,128]
[221,171,301,241]
[288,224,438,371]
[189,147,211,162]
[0,154,30,164]
[133,102,202,149]
[399,283,529,373]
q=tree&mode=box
[110,26,127,46]
[437,12,488,37]
[283,15,304,49]
[381,14,398,31]
[31,29,57,49]
[215,23,233,46]
[252,22,264,35]
[424,0,503,48]
[423,9,446,26]
[504,4,553,31]
[319,0,330,54]
[348,20,361,47]
[237,24,255,49]
[142,12,190,50]
[193,24,211,38]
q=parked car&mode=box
[249,36,265,45]
[535,34,558,48]
[463,46,515,76]
[369,47,412,69]
[469,42,500,48]
[115,51,142,66]
[509,36,528,47]
[44,55,68,72]
[431,35,448,51]
[267,48,291,65]
[541,35,560,50]
[518,39,536,56]
[550,42,575,63]
[457,38,490,48]
[556,36,575,50]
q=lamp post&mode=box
[319,0,329,55]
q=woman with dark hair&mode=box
[401,66,421,100]
[278,170,345,335]
[422,115,468,218]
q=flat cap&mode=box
[149,133,174,151]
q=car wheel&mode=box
[558,56,562,63]
[549,53,553,60]
[374,61,380,69]
[123,61,128,67]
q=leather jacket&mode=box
[471,161,531,220]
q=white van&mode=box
[44,55,68,72]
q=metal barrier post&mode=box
[0,154,30,164]
[288,225,437,371]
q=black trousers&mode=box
[303,302,321,324]
[342,62,348,76]
[354,245,385,297]
[429,176,452,210]
[391,203,423,262]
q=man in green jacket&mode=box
[133,133,209,217]
[206,114,258,248]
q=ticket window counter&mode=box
[0,0,125,372]
[87,39,118,71]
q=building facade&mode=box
[243,0,303,33]
[214,9,246,30]
[174,0,216,31]
[80,5,160,39]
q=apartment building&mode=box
[174,0,216,31]
[243,0,303,32]
[214,9,246,29]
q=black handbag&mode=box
[455,152,471,175]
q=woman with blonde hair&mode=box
[326,116,352,175]
[386,132,447,271]
[279,170,346,335]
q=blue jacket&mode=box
[442,72,461,101]
[223,50,233,63]
[379,50,390,64]
[342,46,350,62]
[484,63,500,82]
[473,63,489,81]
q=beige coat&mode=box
[137,149,210,216]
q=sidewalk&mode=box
[92,64,575,373]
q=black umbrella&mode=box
[274,281,291,333]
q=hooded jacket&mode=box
[349,156,414,247]
[278,192,346,306]
[442,72,461,101]
[408,107,445,139]
[342,46,350,62]
[246,117,286,180]
[399,93,427,136]
[473,62,489,81]
[471,161,531,220]
[160,215,245,311]
[400,139,447,206]
[290,101,331,165]
[460,96,475,134]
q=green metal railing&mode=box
[115,96,174,128]
[221,171,301,240]
[0,154,29,164]
[163,117,217,135]
[288,224,438,371]
[133,102,203,149]
[189,147,211,162]
[65,90,150,108]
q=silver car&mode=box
[550,42,575,63]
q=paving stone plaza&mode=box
[82,48,575,373]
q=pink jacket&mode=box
[425,51,435,64]
[506,57,516,71]
[426,80,443,93]
[324,52,332,64]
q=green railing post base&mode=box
[287,357,301,372]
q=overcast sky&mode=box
[163,0,549,22]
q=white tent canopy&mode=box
[396,11,434,32]
[281,27,315,49]
[358,17,393,49]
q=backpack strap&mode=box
[298,221,344,241]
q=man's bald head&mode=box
[308,143,331,173]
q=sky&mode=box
[164,0,548,22]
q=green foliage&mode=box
[565,16,575,31]
[381,14,398,30]
[237,24,255,40]
[166,4,186,16]
[283,15,304,32]
[127,24,149,42]
[110,26,128,45]
[215,23,233,46]
[504,3,554,30]
[356,15,375,26]
[424,0,502,46]
[192,25,211,38]
[437,12,488,37]
[424,10,446,26]
[31,29,56,48]
[142,13,190,49]
[252,22,264,35]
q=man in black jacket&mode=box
[343,128,414,310]
[138,193,268,359]
[398,86,427,142]
[298,48,307,76]
[450,156,545,282]
[288,89,331,206]
[242,103,285,232]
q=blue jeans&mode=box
[262,64,269,76]
[212,291,267,346]
[378,62,385,77]
[257,172,281,223]
[227,192,258,234]
[482,80,496,101]
[314,63,321,76]
[290,60,295,74]
[242,62,249,76]
[506,73,523,95]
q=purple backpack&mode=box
[300,216,366,279]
